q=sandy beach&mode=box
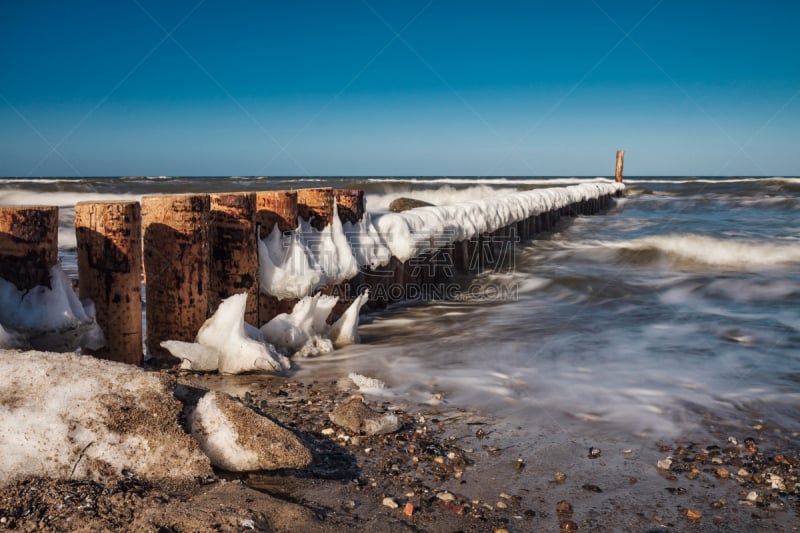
[1,351,798,533]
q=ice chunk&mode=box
[162,293,290,374]
[260,293,339,357]
[329,290,370,347]
[348,372,386,391]
[0,265,104,352]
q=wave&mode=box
[364,177,616,186]
[607,234,800,269]
[625,177,800,185]
[0,190,141,208]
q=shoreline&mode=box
[2,361,798,532]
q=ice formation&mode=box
[0,349,212,483]
[0,264,104,352]
[161,293,291,374]
[257,182,623,300]
[260,290,370,357]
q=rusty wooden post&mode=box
[255,191,299,325]
[141,194,210,360]
[209,192,258,325]
[297,188,334,230]
[326,189,367,321]
[75,201,142,365]
[0,205,58,290]
[615,150,625,183]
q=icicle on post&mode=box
[255,190,299,325]
[74,201,143,365]
[141,194,210,360]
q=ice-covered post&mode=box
[0,205,58,290]
[615,150,625,183]
[141,194,210,360]
[209,192,258,325]
[255,190,299,325]
[297,187,334,230]
[334,189,365,225]
[74,201,143,365]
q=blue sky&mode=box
[1,0,798,176]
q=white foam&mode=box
[619,234,800,269]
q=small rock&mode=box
[686,467,701,480]
[240,519,255,530]
[556,500,573,515]
[382,497,399,509]
[656,457,672,471]
[388,197,435,212]
[560,519,578,531]
[329,395,401,435]
[321,428,335,436]
[437,492,456,502]
[554,470,567,483]
[514,457,525,470]
[494,529,510,533]
[403,502,414,516]
[686,509,702,520]
[496,501,508,510]
[747,491,758,502]
[588,447,601,459]
[715,467,730,479]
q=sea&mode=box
[2,175,799,455]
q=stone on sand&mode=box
[189,391,313,472]
[329,394,401,436]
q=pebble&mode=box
[554,470,567,483]
[686,467,701,480]
[437,492,455,502]
[499,492,512,500]
[656,458,672,470]
[715,467,730,479]
[747,491,758,502]
[588,447,601,459]
[556,500,573,515]
[514,458,525,470]
[686,509,702,520]
[560,519,578,531]
[494,529,510,533]
[321,428,335,436]
[382,497,399,509]
[496,501,508,510]
[403,502,414,516]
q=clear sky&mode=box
[1,0,798,177]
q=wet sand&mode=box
[2,369,798,532]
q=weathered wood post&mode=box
[74,201,142,365]
[333,189,365,225]
[0,205,59,290]
[141,194,210,360]
[615,150,625,183]
[255,191,299,325]
[209,192,258,325]
[297,187,334,230]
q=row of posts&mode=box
[1,153,624,367]
[0,188,362,367]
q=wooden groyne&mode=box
[0,153,626,366]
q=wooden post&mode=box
[0,205,58,290]
[255,191,299,326]
[615,150,625,183]
[141,194,210,360]
[209,192,258,325]
[255,191,298,235]
[75,201,142,365]
[334,189,365,225]
[297,188,334,230]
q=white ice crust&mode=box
[0,264,104,351]
[258,181,624,300]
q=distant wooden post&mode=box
[255,191,299,325]
[75,201,143,365]
[209,192,258,325]
[141,194,210,360]
[615,150,625,182]
[0,205,58,290]
[297,188,334,230]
